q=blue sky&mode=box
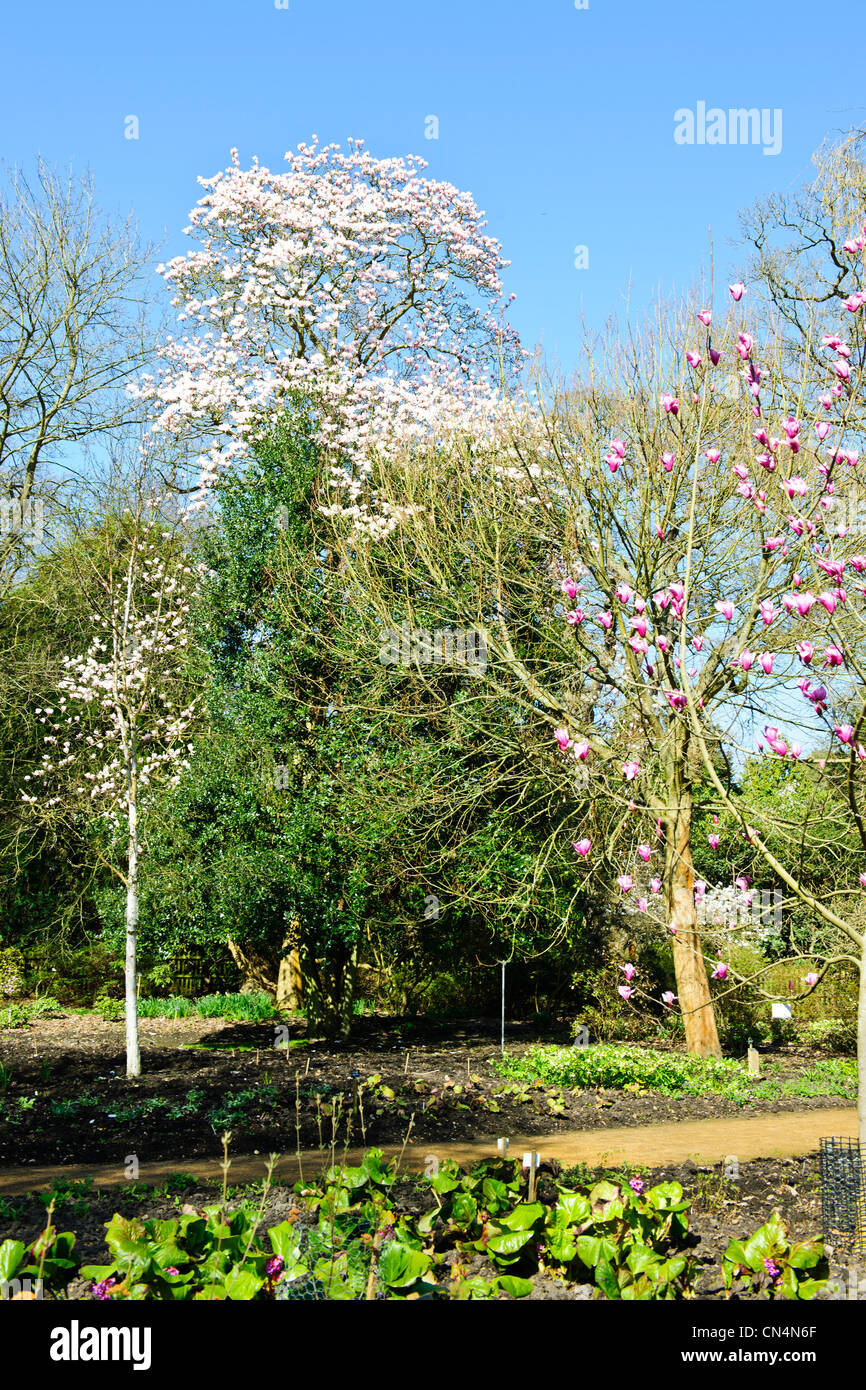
[3,0,861,365]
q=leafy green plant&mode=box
[39,1178,95,1216]
[137,995,193,1019]
[494,1044,746,1095]
[207,1085,279,1132]
[80,1205,284,1300]
[545,1179,697,1300]
[94,993,125,1022]
[0,996,62,1029]
[0,1222,78,1296]
[722,1213,828,1300]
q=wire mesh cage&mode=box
[820,1137,866,1256]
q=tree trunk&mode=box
[276,938,303,1012]
[125,789,141,1078]
[226,939,278,995]
[300,940,357,1038]
[665,789,722,1059]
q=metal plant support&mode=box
[820,1137,866,1256]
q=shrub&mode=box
[0,996,62,1030]
[0,948,25,999]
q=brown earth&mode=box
[0,1012,856,1172]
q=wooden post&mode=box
[523,1151,540,1202]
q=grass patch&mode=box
[137,992,278,1022]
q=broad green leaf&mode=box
[595,1258,621,1300]
[788,1240,823,1270]
[500,1202,544,1231]
[224,1268,265,1300]
[377,1244,431,1288]
[497,1275,533,1298]
[0,1241,25,1282]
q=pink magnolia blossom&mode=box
[618,985,634,1001]
[617,874,633,892]
[572,838,592,857]
[781,476,809,500]
[759,601,776,625]
[621,963,637,980]
[554,728,573,751]
[650,877,662,894]
[697,310,712,326]
[661,393,679,415]
[711,960,729,981]
[622,760,640,781]
[729,282,746,301]
[715,600,734,621]
[661,991,677,1008]
[708,834,720,849]
[637,844,652,862]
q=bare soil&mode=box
[0,1011,855,1169]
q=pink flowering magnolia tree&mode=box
[22,506,200,1076]
[329,221,866,1067]
[132,138,522,534]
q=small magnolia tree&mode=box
[22,502,199,1075]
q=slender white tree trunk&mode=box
[125,783,141,1078]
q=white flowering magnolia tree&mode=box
[23,509,199,1076]
[132,137,523,535]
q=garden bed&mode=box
[0,1151,850,1301]
[0,1011,857,1170]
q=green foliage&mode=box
[94,992,125,1022]
[0,1147,830,1301]
[206,1086,279,1133]
[0,1224,78,1297]
[0,995,62,1029]
[494,1044,857,1102]
[722,1212,828,1299]
[494,1044,745,1095]
[80,1206,280,1301]
[136,992,277,1022]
